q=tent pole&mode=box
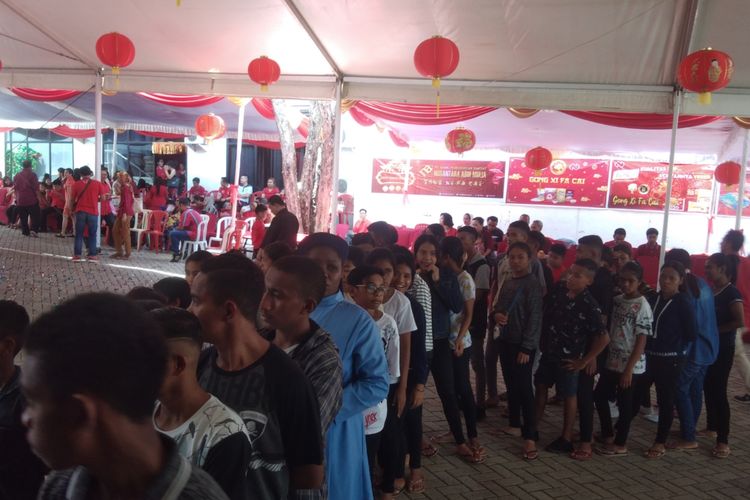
[329,80,343,233]
[230,100,247,224]
[735,129,749,230]
[110,128,118,171]
[659,90,682,272]
[95,70,103,249]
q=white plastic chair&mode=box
[241,217,256,256]
[180,214,210,259]
[208,216,232,250]
[130,209,151,251]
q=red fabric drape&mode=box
[389,130,409,148]
[136,130,186,139]
[11,88,81,102]
[349,106,375,127]
[242,139,305,150]
[50,126,107,139]
[353,101,496,125]
[250,98,309,139]
[251,98,276,119]
[137,93,224,107]
[561,111,722,129]
[0,127,14,133]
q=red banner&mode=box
[717,173,750,216]
[609,161,713,212]
[506,158,609,208]
[371,158,505,198]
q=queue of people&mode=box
[1,200,749,500]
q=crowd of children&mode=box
[1,210,748,499]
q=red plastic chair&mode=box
[144,210,169,252]
[396,226,411,247]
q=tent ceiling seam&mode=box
[0,0,96,68]
[281,0,342,78]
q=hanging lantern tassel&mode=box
[698,92,711,105]
[177,0,181,5]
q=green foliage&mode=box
[4,144,41,178]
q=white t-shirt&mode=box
[606,295,654,374]
[450,270,475,350]
[363,312,400,435]
[153,395,250,467]
[383,290,418,336]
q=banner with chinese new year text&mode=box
[717,172,750,216]
[505,158,610,208]
[608,161,714,212]
[371,158,505,198]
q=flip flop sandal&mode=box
[421,443,438,457]
[407,477,426,494]
[523,449,539,461]
[645,447,666,459]
[596,446,628,457]
[712,447,731,459]
[457,449,486,464]
[570,448,593,461]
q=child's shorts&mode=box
[534,355,579,398]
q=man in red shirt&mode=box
[214,177,232,212]
[188,177,208,199]
[40,180,66,232]
[170,197,202,262]
[71,166,107,262]
[604,227,632,251]
[12,159,40,237]
[261,177,281,201]
[635,227,661,258]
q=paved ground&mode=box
[2,226,750,499]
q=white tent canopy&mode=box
[1,0,750,114]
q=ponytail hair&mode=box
[665,248,700,298]
[708,252,739,285]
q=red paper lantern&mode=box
[95,32,135,74]
[677,48,733,105]
[413,36,460,88]
[445,127,476,154]
[714,161,741,185]
[195,113,226,142]
[248,56,280,92]
[525,147,553,171]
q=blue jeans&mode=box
[74,211,99,257]
[169,229,190,255]
[675,360,708,442]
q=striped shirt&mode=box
[409,273,433,352]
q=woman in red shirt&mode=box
[111,172,135,259]
[145,177,168,210]
[251,204,268,250]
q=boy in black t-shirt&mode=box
[535,259,609,458]
[191,254,325,500]
[0,300,46,500]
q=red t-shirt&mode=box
[118,184,134,216]
[146,186,168,210]
[338,193,354,213]
[218,186,232,201]
[180,208,201,240]
[100,182,113,216]
[251,218,266,246]
[550,265,567,284]
[72,178,106,215]
[445,227,458,237]
[353,219,370,234]
[188,185,207,198]
[636,243,660,258]
[50,189,66,209]
[262,186,280,200]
